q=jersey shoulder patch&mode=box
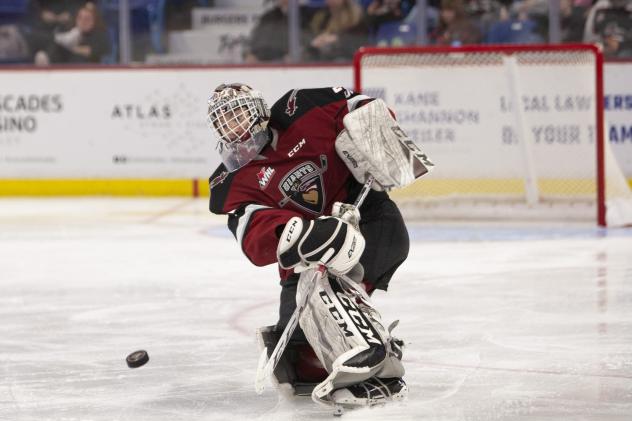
[270,87,354,130]
[209,164,235,214]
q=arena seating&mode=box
[100,0,167,62]
[0,0,30,24]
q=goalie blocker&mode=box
[277,215,365,276]
[335,98,434,191]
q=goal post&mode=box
[354,44,632,227]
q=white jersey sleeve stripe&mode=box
[235,204,272,246]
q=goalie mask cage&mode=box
[354,44,632,227]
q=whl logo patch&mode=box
[257,166,275,189]
[278,155,327,214]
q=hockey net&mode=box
[354,45,632,227]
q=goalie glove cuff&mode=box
[277,216,365,276]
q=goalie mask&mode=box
[207,83,271,172]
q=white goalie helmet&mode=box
[207,83,271,172]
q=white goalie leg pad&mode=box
[335,98,434,191]
[295,269,405,405]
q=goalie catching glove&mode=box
[335,98,434,191]
[277,216,365,276]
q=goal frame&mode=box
[353,44,606,226]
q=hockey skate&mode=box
[330,376,408,414]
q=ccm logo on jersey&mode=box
[257,166,275,189]
[288,138,306,157]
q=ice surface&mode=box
[1,198,631,421]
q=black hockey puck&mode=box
[126,350,149,368]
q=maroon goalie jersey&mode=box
[209,87,373,280]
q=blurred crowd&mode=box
[0,0,111,64]
[0,0,631,65]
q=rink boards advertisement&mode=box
[604,62,632,178]
[0,66,350,194]
[0,62,630,195]
[361,60,632,182]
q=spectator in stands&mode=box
[402,1,441,38]
[601,21,632,57]
[304,0,368,62]
[0,25,30,63]
[430,0,482,46]
[514,0,592,43]
[366,0,409,31]
[24,0,86,61]
[485,1,543,44]
[584,0,632,43]
[463,0,506,35]
[30,0,84,32]
[560,0,589,43]
[34,2,110,64]
[244,0,312,63]
[366,0,416,46]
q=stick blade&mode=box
[254,347,269,394]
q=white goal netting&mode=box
[355,45,632,227]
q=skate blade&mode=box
[331,390,407,414]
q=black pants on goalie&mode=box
[272,189,409,390]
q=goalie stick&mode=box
[255,175,375,395]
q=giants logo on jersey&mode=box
[277,155,327,214]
